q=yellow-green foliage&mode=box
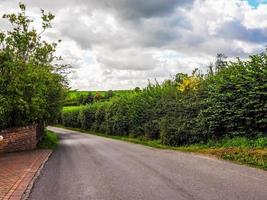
[60,50,267,147]
[177,76,200,92]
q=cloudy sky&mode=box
[1,0,267,90]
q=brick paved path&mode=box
[0,150,51,200]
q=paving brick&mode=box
[0,150,51,200]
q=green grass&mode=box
[55,125,267,170]
[63,105,86,112]
[206,136,267,148]
[38,130,59,149]
[64,90,132,106]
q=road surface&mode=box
[29,127,267,200]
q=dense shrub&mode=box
[60,50,267,146]
[61,107,81,128]
[201,54,267,139]
[105,97,130,136]
[92,102,109,132]
[160,93,204,145]
[78,106,97,130]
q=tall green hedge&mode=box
[61,51,267,146]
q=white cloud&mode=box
[0,0,267,90]
[244,4,267,28]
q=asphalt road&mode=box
[29,127,267,200]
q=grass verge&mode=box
[38,129,59,149]
[55,125,267,170]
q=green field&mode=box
[64,90,132,106]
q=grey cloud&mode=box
[82,0,194,20]
[55,4,192,51]
[9,0,194,21]
[2,0,267,90]
[215,20,267,44]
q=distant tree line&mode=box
[79,90,114,105]
[61,52,267,146]
[64,90,115,106]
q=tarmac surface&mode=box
[29,126,267,200]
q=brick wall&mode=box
[0,125,38,153]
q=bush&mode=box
[105,97,130,135]
[61,107,81,128]
[59,50,267,147]
[92,102,109,132]
[201,53,267,139]
[78,105,97,130]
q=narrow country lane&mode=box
[29,127,267,200]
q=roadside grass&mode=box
[38,129,59,149]
[55,125,267,170]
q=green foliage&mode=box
[92,102,110,132]
[78,105,97,130]
[0,3,67,129]
[38,129,59,149]
[60,50,267,148]
[64,90,131,106]
[105,90,114,99]
[61,106,83,128]
[201,53,267,139]
[206,136,267,148]
[105,97,130,135]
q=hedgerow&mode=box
[61,51,267,146]
[61,106,82,128]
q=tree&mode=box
[105,90,114,99]
[94,92,103,102]
[0,3,68,129]
[83,93,94,104]
[215,53,227,71]
[134,87,141,92]
[175,73,188,84]
[206,53,227,76]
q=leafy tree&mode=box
[78,95,85,105]
[206,53,228,76]
[94,92,103,102]
[134,87,141,92]
[78,93,94,105]
[215,53,227,71]
[175,73,188,84]
[105,90,114,99]
[84,92,94,104]
[0,3,67,129]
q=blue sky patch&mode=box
[247,0,267,7]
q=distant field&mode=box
[62,105,85,112]
[64,90,132,106]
